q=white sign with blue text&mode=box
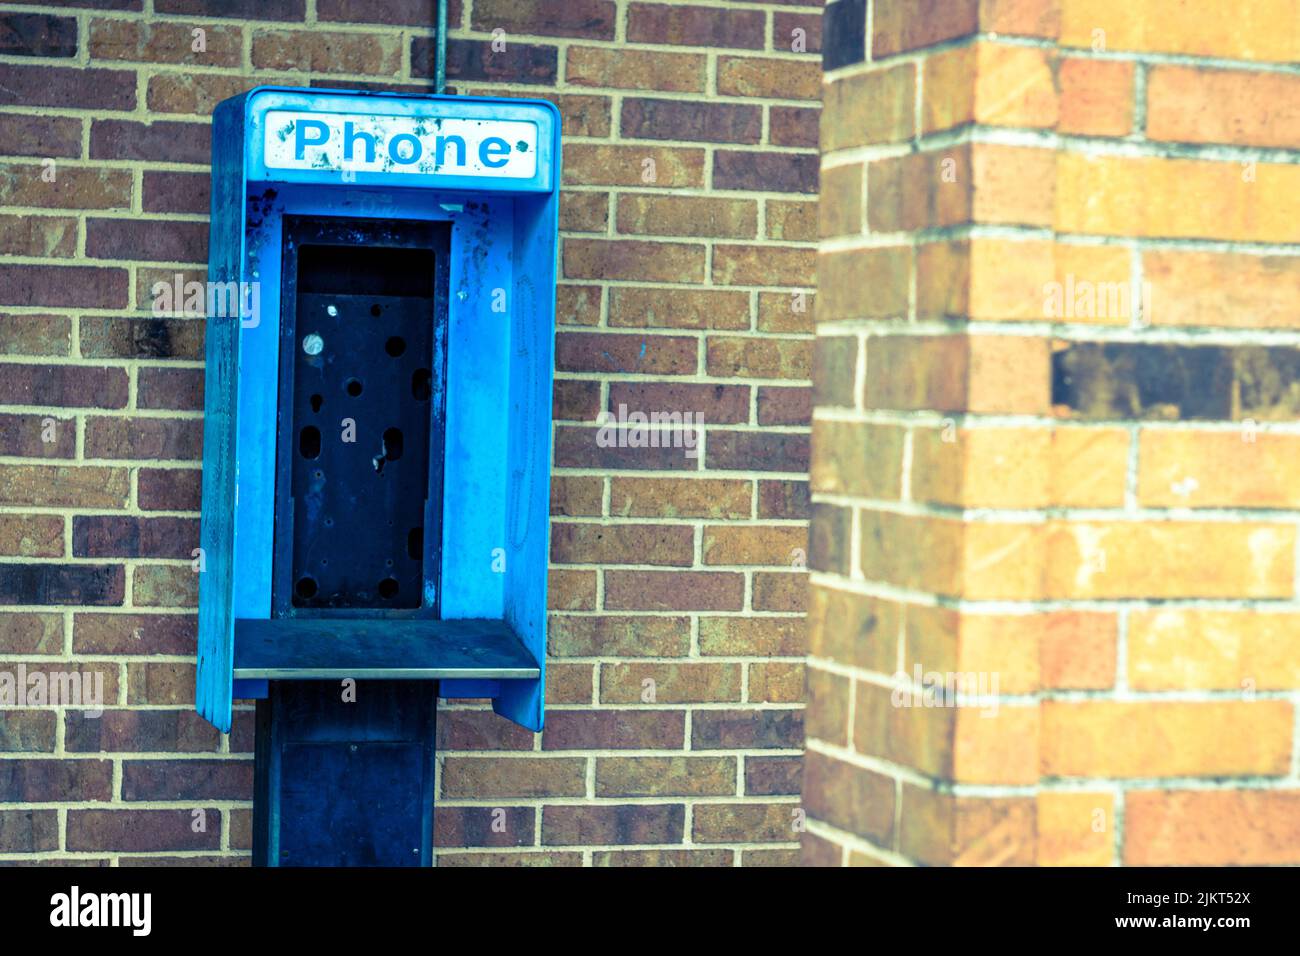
[263,110,540,180]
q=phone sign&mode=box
[263,110,539,180]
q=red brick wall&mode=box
[0,0,818,864]
[808,0,1300,866]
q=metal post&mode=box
[436,0,448,94]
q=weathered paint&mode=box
[198,87,559,734]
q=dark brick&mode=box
[609,382,749,424]
[90,119,210,164]
[73,612,196,655]
[0,115,82,158]
[1052,342,1300,422]
[319,0,462,25]
[229,711,256,753]
[471,0,615,39]
[746,754,802,795]
[138,367,205,410]
[436,710,536,750]
[122,759,253,800]
[693,708,804,749]
[0,809,58,852]
[67,809,221,852]
[155,0,305,18]
[714,150,818,194]
[553,379,601,421]
[413,37,558,85]
[541,710,686,750]
[138,468,202,511]
[542,804,684,845]
[73,516,200,559]
[142,171,211,215]
[0,759,112,802]
[0,364,127,408]
[84,417,203,460]
[775,12,822,53]
[435,806,535,847]
[758,386,811,426]
[771,105,820,147]
[707,430,809,471]
[0,564,124,606]
[47,0,140,8]
[65,709,219,753]
[553,425,699,470]
[0,14,78,57]
[0,64,133,110]
[0,414,75,458]
[621,98,761,144]
[758,478,810,519]
[80,317,205,360]
[822,0,866,70]
[627,3,765,48]
[0,265,128,309]
[307,78,434,95]
[87,218,208,264]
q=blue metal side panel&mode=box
[440,201,511,621]
[196,94,252,734]
[231,189,284,625]
[495,107,560,732]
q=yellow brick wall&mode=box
[808,0,1300,866]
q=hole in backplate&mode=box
[412,368,431,400]
[299,426,321,459]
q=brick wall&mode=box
[808,0,1300,866]
[0,0,819,864]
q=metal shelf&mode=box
[232,617,540,681]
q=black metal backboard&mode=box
[272,216,450,616]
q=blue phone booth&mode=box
[197,87,559,866]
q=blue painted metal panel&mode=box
[440,199,511,620]
[197,87,559,734]
[496,192,558,732]
[439,679,502,699]
[232,678,269,700]
[196,95,249,735]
